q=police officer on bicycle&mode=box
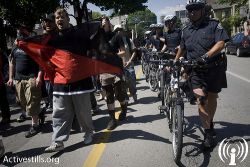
[175,0,229,149]
[161,15,181,55]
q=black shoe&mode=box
[17,114,26,123]
[25,126,39,138]
[0,118,10,125]
[202,129,215,150]
[106,119,117,130]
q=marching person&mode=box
[99,17,128,130]
[7,25,43,138]
[44,8,95,152]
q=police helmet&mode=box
[156,23,164,28]
[186,0,206,10]
[144,30,151,35]
[149,24,156,28]
[164,15,177,23]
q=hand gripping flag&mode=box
[16,22,123,84]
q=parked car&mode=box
[225,32,250,57]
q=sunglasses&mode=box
[187,5,202,12]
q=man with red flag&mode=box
[17,7,123,152]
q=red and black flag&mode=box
[16,22,123,84]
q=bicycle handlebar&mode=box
[147,59,199,67]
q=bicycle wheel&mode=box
[172,103,183,163]
[149,71,158,91]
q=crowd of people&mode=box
[0,0,231,158]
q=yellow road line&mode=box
[83,65,143,167]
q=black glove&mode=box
[196,53,209,65]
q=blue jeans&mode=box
[124,66,137,96]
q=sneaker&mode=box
[0,118,10,125]
[25,126,40,138]
[202,129,215,150]
[17,114,26,123]
[83,132,93,145]
[44,142,64,153]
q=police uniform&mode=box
[180,18,229,93]
[164,28,181,53]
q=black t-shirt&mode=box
[11,47,39,80]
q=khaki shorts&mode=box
[15,78,41,116]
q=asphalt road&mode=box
[0,53,250,167]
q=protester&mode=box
[44,8,95,152]
[113,24,138,103]
[0,48,11,124]
[41,13,58,121]
[7,25,43,138]
[99,17,128,130]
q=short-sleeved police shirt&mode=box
[164,28,181,52]
[180,18,229,62]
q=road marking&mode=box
[83,65,143,167]
[227,71,250,83]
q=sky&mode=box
[68,0,187,25]
[88,0,187,21]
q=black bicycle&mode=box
[150,59,197,163]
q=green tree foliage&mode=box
[0,0,60,50]
[217,0,247,6]
[91,11,103,20]
[0,0,60,29]
[126,9,157,40]
[62,0,148,25]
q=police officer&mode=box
[161,15,181,54]
[150,23,164,51]
[175,0,229,149]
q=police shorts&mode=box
[190,65,227,93]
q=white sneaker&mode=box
[84,132,93,145]
[44,142,64,153]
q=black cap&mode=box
[42,13,55,22]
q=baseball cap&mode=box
[42,13,55,22]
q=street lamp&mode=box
[134,21,145,39]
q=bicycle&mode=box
[150,58,198,163]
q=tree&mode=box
[62,0,148,25]
[126,9,157,40]
[0,0,60,50]
[91,11,103,20]
[0,0,148,50]
[217,0,247,6]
